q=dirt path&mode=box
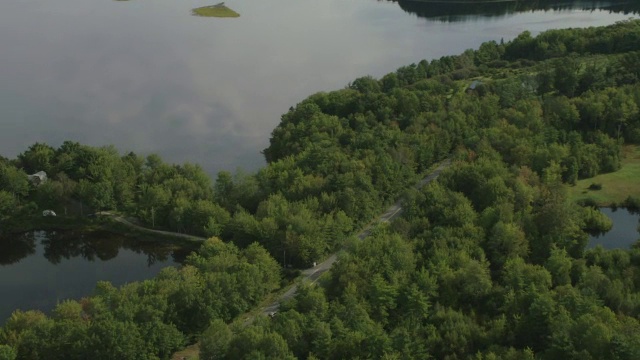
[99,212,207,242]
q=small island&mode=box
[192,2,240,18]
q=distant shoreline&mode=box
[404,0,519,4]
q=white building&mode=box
[27,171,47,185]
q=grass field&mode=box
[171,344,199,360]
[567,145,640,206]
[192,5,240,18]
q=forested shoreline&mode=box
[2,20,640,359]
[398,0,636,4]
[395,0,640,22]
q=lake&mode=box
[0,0,636,176]
[0,0,638,323]
[588,208,640,249]
[0,230,196,322]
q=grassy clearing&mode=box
[192,4,240,18]
[567,145,640,206]
[171,344,199,360]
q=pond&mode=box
[0,0,636,176]
[588,208,640,249]
[0,230,197,323]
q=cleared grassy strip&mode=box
[171,344,199,360]
[567,145,640,206]
[192,5,240,18]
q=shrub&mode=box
[577,198,598,208]
[589,183,602,190]
[581,206,613,234]
[623,196,640,213]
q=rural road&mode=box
[261,158,451,316]
[99,212,207,242]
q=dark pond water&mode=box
[0,230,196,323]
[0,0,636,176]
[588,208,640,249]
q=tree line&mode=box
[395,0,640,23]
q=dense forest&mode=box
[200,19,640,359]
[1,19,640,359]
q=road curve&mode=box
[260,158,451,316]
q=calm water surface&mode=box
[0,230,195,322]
[588,208,640,249]
[0,0,635,175]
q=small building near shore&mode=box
[28,171,48,186]
[42,210,56,217]
[467,80,482,94]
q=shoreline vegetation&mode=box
[404,0,519,3]
[402,0,633,2]
[2,20,640,360]
[396,0,640,23]
[192,3,240,18]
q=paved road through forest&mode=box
[261,158,451,316]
